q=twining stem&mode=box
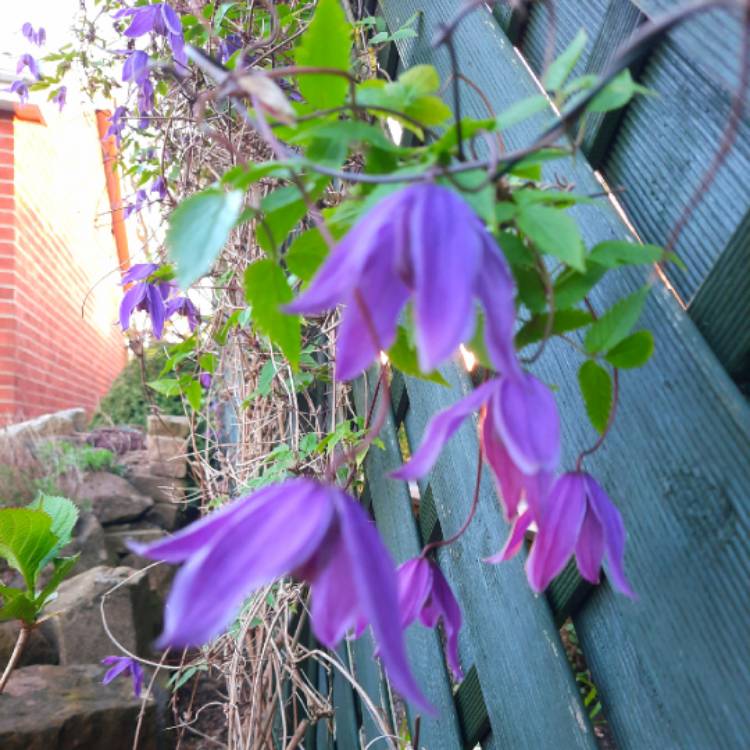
[0,623,31,694]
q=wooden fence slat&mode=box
[380,2,750,746]
[349,629,391,748]
[490,1,526,43]
[317,663,334,750]
[353,377,466,750]
[403,368,596,750]
[332,644,361,750]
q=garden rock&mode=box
[147,500,182,530]
[146,414,190,439]
[146,435,188,479]
[126,459,186,506]
[68,512,113,572]
[74,472,153,525]
[105,524,166,563]
[0,664,158,750]
[0,622,57,667]
[40,566,158,664]
[0,408,86,448]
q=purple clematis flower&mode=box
[124,189,148,219]
[165,295,199,330]
[8,80,29,104]
[499,472,635,596]
[150,176,167,200]
[122,50,150,85]
[130,478,432,712]
[114,3,187,67]
[101,655,144,698]
[397,557,463,680]
[21,23,45,47]
[52,86,67,111]
[284,183,519,381]
[393,372,559,521]
[105,106,128,145]
[219,33,244,64]
[120,263,171,338]
[199,372,212,389]
[17,54,40,80]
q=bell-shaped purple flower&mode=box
[284,183,519,381]
[21,23,46,47]
[17,54,40,80]
[52,86,67,112]
[165,295,199,330]
[393,372,560,520]
[397,557,463,680]
[122,50,150,85]
[519,472,634,596]
[101,655,144,698]
[8,80,29,104]
[131,479,432,711]
[105,106,128,145]
[120,264,171,338]
[150,176,167,200]
[114,3,186,67]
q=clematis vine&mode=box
[21,23,45,47]
[105,106,128,145]
[7,80,29,104]
[101,655,144,698]
[397,557,463,680]
[131,478,432,711]
[16,54,40,80]
[114,3,187,68]
[165,295,200,331]
[119,263,170,338]
[150,176,168,201]
[285,183,518,381]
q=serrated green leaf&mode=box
[35,555,79,611]
[515,309,593,348]
[147,379,182,397]
[27,495,78,565]
[588,240,663,268]
[244,260,301,368]
[167,189,244,288]
[543,30,588,91]
[516,204,586,272]
[0,585,38,623]
[286,228,329,282]
[388,326,448,385]
[604,330,654,369]
[0,509,59,592]
[578,360,612,434]
[294,0,352,109]
[584,286,650,354]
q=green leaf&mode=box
[294,0,352,109]
[554,264,608,309]
[584,286,650,354]
[184,379,202,411]
[244,260,301,368]
[604,330,654,369]
[167,189,244,288]
[398,65,440,97]
[543,30,588,91]
[387,326,448,385]
[515,309,593,348]
[516,204,586,271]
[578,360,612,434]
[35,555,79,611]
[0,509,59,592]
[496,95,550,130]
[588,69,650,114]
[588,240,663,268]
[27,495,78,565]
[286,228,329,282]
[0,585,38,623]
[147,378,182,397]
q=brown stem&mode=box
[0,624,30,694]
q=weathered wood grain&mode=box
[378,2,750,746]
[331,644,360,749]
[349,630,391,747]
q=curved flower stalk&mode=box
[101,655,144,698]
[131,478,433,712]
[397,557,463,680]
[285,183,519,381]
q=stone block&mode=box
[74,472,153,525]
[146,414,189,439]
[146,435,188,479]
[0,622,57,667]
[126,461,186,505]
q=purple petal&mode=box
[123,50,149,84]
[485,508,533,563]
[155,480,334,647]
[123,6,159,37]
[160,3,183,35]
[585,475,635,597]
[131,661,144,697]
[481,410,524,519]
[169,33,188,68]
[335,254,408,381]
[333,491,433,713]
[493,372,560,475]
[476,236,521,378]
[102,657,130,685]
[392,379,498,481]
[526,474,587,592]
[119,283,148,330]
[396,557,433,628]
[575,505,605,584]
[420,563,463,680]
[409,185,482,372]
[147,285,166,338]
[121,263,159,285]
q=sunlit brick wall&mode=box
[0,107,127,422]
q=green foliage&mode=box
[578,360,613,434]
[516,204,586,272]
[543,30,587,91]
[294,0,352,110]
[605,331,655,369]
[167,189,244,288]
[91,348,184,428]
[584,286,650,354]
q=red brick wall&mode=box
[0,108,127,422]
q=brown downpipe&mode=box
[95,109,130,277]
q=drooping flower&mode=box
[499,472,635,596]
[122,50,150,86]
[284,183,519,381]
[17,54,40,80]
[124,189,148,219]
[136,78,155,128]
[199,372,212,389]
[51,86,67,111]
[101,655,144,698]
[150,176,167,200]
[165,295,199,330]
[21,23,46,47]
[219,33,244,65]
[130,478,432,711]
[393,372,560,521]
[119,263,171,338]
[113,3,187,67]
[8,80,29,104]
[397,557,463,680]
[105,106,128,145]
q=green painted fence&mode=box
[300,1,750,748]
